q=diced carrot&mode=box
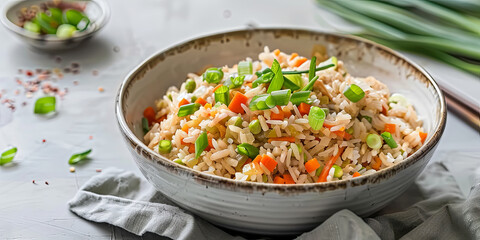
[143,107,156,124]
[353,172,361,178]
[293,57,308,67]
[210,110,218,117]
[228,92,249,114]
[323,123,335,129]
[181,123,190,133]
[204,103,212,109]
[384,123,396,134]
[382,105,388,115]
[246,82,253,88]
[371,156,382,170]
[244,158,252,165]
[270,106,284,120]
[419,131,428,143]
[213,84,223,93]
[344,131,352,140]
[273,49,281,56]
[332,131,345,139]
[251,115,258,121]
[298,102,311,116]
[178,98,190,107]
[317,147,345,182]
[305,158,321,173]
[274,176,285,184]
[283,174,295,184]
[205,137,213,151]
[188,144,195,154]
[253,155,262,165]
[154,115,167,123]
[283,108,292,118]
[180,138,187,145]
[261,154,278,172]
[268,136,296,143]
[195,97,208,106]
[289,53,298,61]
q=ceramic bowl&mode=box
[115,28,446,235]
[1,0,109,50]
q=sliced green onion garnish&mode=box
[23,21,41,33]
[236,143,260,159]
[190,96,197,103]
[178,103,200,117]
[185,79,196,93]
[283,74,302,90]
[290,91,311,105]
[36,12,58,34]
[308,56,317,80]
[203,68,224,84]
[238,61,252,76]
[263,95,276,109]
[289,143,302,157]
[389,93,409,107]
[235,155,248,171]
[267,59,284,93]
[332,164,343,178]
[321,108,330,115]
[158,140,173,154]
[315,166,323,177]
[270,89,291,106]
[34,96,56,114]
[343,84,365,103]
[249,120,262,134]
[252,72,274,88]
[47,8,63,24]
[195,132,208,159]
[214,85,230,105]
[56,24,76,38]
[228,75,245,89]
[76,17,90,31]
[142,117,149,134]
[308,106,326,130]
[0,147,17,165]
[68,149,92,165]
[282,63,335,75]
[381,132,398,148]
[319,56,338,70]
[262,174,268,182]
[249,94,268,110]
[361,115,372,123]
[63,9,86,26]
[174,159,185,165]
[366,134,383,150]
[301,75,319,91]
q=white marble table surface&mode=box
[0,0,479,239]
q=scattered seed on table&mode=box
[45,181,49,185]
[92,70,98,76]
[22,102,27,106]
[26,70,33,77]
[73,81,79,85]
[36,69,42,74]
[113,46,120,53]
[69,167,75,173]
[32,180,36,184]
[71,62,79,68]
[98,87,104,92]
[54,56,62,63]
[64,68,71,73]
[18,69,23,74]
[223,9,231,18]
[96,169,102,173]
[42,139,46,143]
[72,69,79,74]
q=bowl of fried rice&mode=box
[115,28,446,235]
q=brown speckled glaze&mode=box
[115,28,446,235]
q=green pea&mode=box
[249,120,261,134]
[346,127,354,135]
[332,165,343,178]
[185,79,196,93]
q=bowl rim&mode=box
[115,28,447,193]
[1,0,110,41]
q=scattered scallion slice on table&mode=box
[158,140,173,154]
[142,117,149,134]
[0,147,17,165]
[308,106,326,130]
[290,91,311,105]
[236,143,260,159]
[195,132,208,159]
[177,103,200,117]
[203,68,224,84]
[237,61,252,76]
[214,85,230,105]
[34,96,56,114]
[68,149,92,165]
[381,132,398,148]
[343,84,365,102]
[366,134,383,150]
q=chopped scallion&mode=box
[269,89,291,106]
[68,149,92,165]
[290,91,311,105]
[203,68,224,84]
[195,132,208,159]
[227,116,243,127]
[34,96,56,114]
[282,63,335,75]
[185,79,196,93]
[230,75,245,89]
[236,143,260,159]
[249,94,269,110]
[142,117,149,134]
[361,115,372,123]
[308,56,317,80]
[158,140,173,154]
[252,72,274,88]
[267,59,284,93]
[381,132,398,148]
[214,85,230,105]
[301,75,319,92]
[366,134,383,150]
[308,106,326,130]
[0,147,17,165]
[249,120,262,134]
[178,103,200,117]
[238,61,252,76]
[174,159,185,165]
[283,74,303,90]
[343,84,365,102]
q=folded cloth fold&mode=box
[69,151,480,240]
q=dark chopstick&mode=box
[440,86,480,132]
